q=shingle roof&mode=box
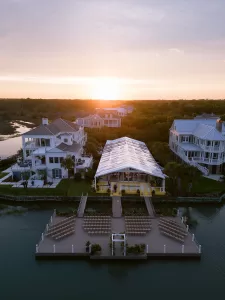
[23,118,79,136]
[56,142,81,153]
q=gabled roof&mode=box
[172,118,225,140]
[82,114,103,120]
[95,137,165,178]
[23,118,79,136]
[172,119,217,133]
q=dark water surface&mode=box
[0,205,225,300]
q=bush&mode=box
[74,172,82,181]
[121,189,125,196]
[91,243,102,254]
[127,243,146,254]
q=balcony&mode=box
[191,157,223,165]
[199,145,225,152]
[25,141,37,148]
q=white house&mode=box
[169,115,225,175]
[76,112,121,128]
[19,118,92,181]
[95,105,133,117]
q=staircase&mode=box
[77,195,88,217]
[176,149,209,176]
[144,197,155,217]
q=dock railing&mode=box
[177,209,201,253]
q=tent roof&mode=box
[95,137,165,179]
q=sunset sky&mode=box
[1,0,225,100]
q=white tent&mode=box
[95,137,165,179]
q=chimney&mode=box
[216,118,222,132]
[42,117,48,126]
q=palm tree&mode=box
[61,155,75,178]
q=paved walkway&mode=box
[77,196,87,217]
[112,196,122,218]
[144,197,155,217]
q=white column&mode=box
[41,233,44,241]
[146,244,149,253]
[72,244,74,253]
[162,178,165,192]
[192,234,195,242]
[186,225,189,232]
[53,244,56,253]
[182,245,184,253]
[36,244,39,253]
[198,245,202,253]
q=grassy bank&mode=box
[0,179,95,197]
[191,176,224,194]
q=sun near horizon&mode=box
[90,78,121,101]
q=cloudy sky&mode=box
[0,0,225,99]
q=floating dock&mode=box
[35,213,201,261]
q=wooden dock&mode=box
[35,214,201,261]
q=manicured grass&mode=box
[192,176,225,194]
[0,179,95,197]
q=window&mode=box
[213,153,218,159]
[64,138,68,143]
[181,136,189,142]
[52,169,62,179]
[49,157,60,164]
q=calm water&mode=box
[0,205,225,300]
[0,122,31,158]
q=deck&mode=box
[36,215,201,260]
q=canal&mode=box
[0,204,224,300]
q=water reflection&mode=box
[0,122,32,159]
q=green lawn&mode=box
[0,172,6,179]
[0,179,95,197]
[192,176,225,194]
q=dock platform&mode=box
[35,214,201,261]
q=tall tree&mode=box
[61,155,75,178]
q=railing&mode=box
[174,149,209,175]
[199,145,225,152]
[191,157,223,165]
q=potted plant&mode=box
[137,189,140,195]
[91,243,102,255]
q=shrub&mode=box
[91,243,102,254]
[74,172,82,181]
[121,189,125,196]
